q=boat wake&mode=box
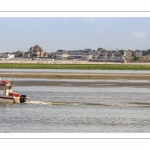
[27,101,110,106]
[28,101,69,105]
[28,101,43,104]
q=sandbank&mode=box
[0,72,150,80]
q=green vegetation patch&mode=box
[0,63,150,70]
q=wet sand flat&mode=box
[13,80,150,88]
[0,72,150,80]
[0,72,150,88]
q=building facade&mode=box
[28,45,45,58]
[23,52,30,58]
[56,50,68,59]
[56,50,123,62]
[124,50,133,57]
[56,50,94,60]
[91,51,123,62]
[1,53,15,59]
[135,50,147,57]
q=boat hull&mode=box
[0,79,29,104]
[0,96,14,103]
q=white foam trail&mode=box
[27,101,57,105]
[27,101,42,104]
[27,101,69,105]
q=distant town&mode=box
[1,45,150,63]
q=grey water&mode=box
[1,68,150,74]
[0,78,150,133]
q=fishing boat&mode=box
[0,79,29,103]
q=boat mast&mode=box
[12,62,15,86]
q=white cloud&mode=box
[131,31,146,39]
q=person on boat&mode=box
[9,84,12,90]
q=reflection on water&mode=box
[0,79,150,133]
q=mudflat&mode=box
[0,72,150,80]
[12,79,150,88]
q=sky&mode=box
[0,17,150,53]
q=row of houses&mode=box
[0,49,130,62]
[0,52,52,59]
[56,50,124,62]
[1,47,150,62]
[0,53,15,59]
[135,50,148,56]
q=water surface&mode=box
[1,68,150,74]
[0,79,150,132]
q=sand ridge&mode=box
[0,72,150,80]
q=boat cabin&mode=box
[0,80,13,96]
[0,80,29,103]
[0,80,20,103]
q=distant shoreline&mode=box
[0,61,150,70]
[0,60,150,80]
[0,59,150,65]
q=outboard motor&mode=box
[20,95,29,103]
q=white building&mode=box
[56,50,94,60]
[2,53,15,59]
[91,51,123,62]
[23,52,30,58]
[55,50,123,62]
[135,50,147,57]
[56,50,68,60]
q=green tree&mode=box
[12,50,22,57]
[97,47,103,51]
[132,51,135,57]
[133,56,139,60]
[147,49,150,55]
[119,50,124,55]
[48,54,52,58]
[102,49,106,53]
[97,47,106,52]
[85,48,92,51]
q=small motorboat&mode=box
[0,79,29,103]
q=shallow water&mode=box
[0,79,150,132]
[1,68,150,74]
